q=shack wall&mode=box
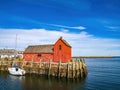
[53,39,72,62]
[23,53,53,62]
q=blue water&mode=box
[0,58,120,90]
[85,58,120,90]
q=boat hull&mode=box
[8,67,26,76]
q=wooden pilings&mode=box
[0,58,87,80]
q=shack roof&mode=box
[24,44,54,54]
[55,36,72,48]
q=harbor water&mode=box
[0,58,120,90]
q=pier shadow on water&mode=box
[0,71,87,90]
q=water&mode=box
[85,58,120,90]
[0,58,120,90]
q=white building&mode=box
[0,49,23,59]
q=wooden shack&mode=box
[23,37,72,62]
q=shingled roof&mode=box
[62,39,71,47]
[24,44,54,53]
[57,36,71,48]
[24,37,71,54]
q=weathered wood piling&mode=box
[0,58,87,80]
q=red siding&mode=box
[53,39,72,62]
[23,53,53,62]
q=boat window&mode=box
[16,68,18,71]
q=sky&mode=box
[0,0,120,56]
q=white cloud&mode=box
[71,26,86,30]
[106,26,120,32]
[61,28,69,33]
[0,28,120,56]
[107,26,120,29]
[48,24,86,30]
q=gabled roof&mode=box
[24,37,71,54]
[62,39,71,47]
[24,44,54,54]
[56,36,72,48]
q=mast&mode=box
[15,34,17,51]
[14,34,18,63]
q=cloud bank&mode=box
[0,28,120,56]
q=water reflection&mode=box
[8,75,25,81]
[0,72,24,90]
[0,72,86,90]
[23,74,86,90]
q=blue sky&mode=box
[0,0,120,56]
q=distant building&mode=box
[23,37,72,62]
[0,49,16,58]
[0,49,23,58]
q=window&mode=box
[59,45,62,50]
[52,48,54,51]
[38,54,41,57]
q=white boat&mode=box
[8,34,26,76]
[8,64,26,76]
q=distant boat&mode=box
[8,34,26,76]
[8,63,26,76]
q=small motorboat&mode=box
[8,64,26,76]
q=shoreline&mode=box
[72,56,116,58]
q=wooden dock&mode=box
[0,58,87,80]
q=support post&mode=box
[80,58,83,79]
[58,59,61,78]
[48,59,52,77]
[67,61,70,79]
[39,59,42,68]
[72,60,75,79]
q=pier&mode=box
[0,58,87,80]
